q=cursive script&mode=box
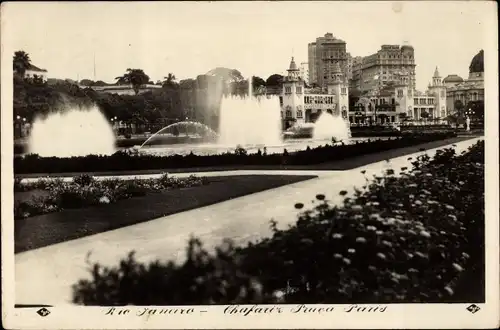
[224,305,284,316]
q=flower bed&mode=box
[14,173,208,219]
[72,140,484,305]
[15,132,456,174]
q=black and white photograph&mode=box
[1,1,498,329]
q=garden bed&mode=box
[14,173,208,219]
[71,141,485,305]
[15,174,317,253]
[15,132,458,175]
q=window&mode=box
[286,110,292,118]
[420,98,426,105]
[397,89,404,97]
[341,87,347,94]
[297,110,303,118]
[280,111,284,118]
[285,87,292,94]
[440,90,445,98]
[296,87,302,94]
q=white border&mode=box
[2,2,499,329]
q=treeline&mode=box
[14,63,286,133]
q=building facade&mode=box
[280,57,349,129]
[24,64,48,81]
[350,67,446,125]
[299,62,309,85]
[445,50,484,116]
[350,45,416,94]
[307,33,349,87]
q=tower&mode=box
[282,57,305,126]
[326,62,349,119]
[429,66,447,118]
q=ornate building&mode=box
[350,44,416,94]
[445,50,484,116]
[350,66,446,125]
[280,57,349,129]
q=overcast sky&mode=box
[2,1,494,91]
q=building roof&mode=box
[469,50,484,73]
[443,74,464,83]
[27,64,47,72]
[288,57,299,71]
[433,66,441,78]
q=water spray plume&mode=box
[28,105,116,157]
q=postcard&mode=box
[1,1,498,329]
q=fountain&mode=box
[218,95,282,147]
[312,112,351,141]
[217,77,282,147]
[27,105,116,157]
[140,121,218,148]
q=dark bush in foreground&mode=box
[14,174,208,219]
[15,133,456,174]
[72,141,484,305]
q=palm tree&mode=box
[13,50,31,77]
[163,73,178,88]
[115,68,150,95]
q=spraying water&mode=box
[28,105,116,157]
[312,112,351,141]
[218,94,282,146]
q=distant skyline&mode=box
[2,1,493,91]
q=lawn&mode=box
[15,174,317,253]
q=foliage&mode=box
[14,174,208,219]
[72,141,484,305]
[265,74,284,87]
[15,133,457,174]
[115,68,151,95]
[13,50,31,76]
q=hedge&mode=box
[15,132,457,174]
[72,140,484,305]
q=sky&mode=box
[2,1,494,91]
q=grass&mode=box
[15,174,317,254]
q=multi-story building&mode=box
[280,57,349,129]
[299,62,309,85]
[350,66,446,125]
[445,50,484,115]
[350,45,416,94]
[308,33,349,87]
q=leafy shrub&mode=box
[73,174,95,186]
[72,141,484,305]
[15,133,457,174]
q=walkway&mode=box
[15,138,481,306]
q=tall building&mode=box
[307,33,349,87]
[299,62,309,85]
[280,57,349,129]
[350,45,416,94]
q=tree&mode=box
[454,100,465,115]
[115,68,150,95]
[163,73,179,89]
[266,74,284,87]
[79,79,94,86]
[13,50,31,77]
[252,76,266,90]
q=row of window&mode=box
[413,98,435,105]
[284,87,303,94]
